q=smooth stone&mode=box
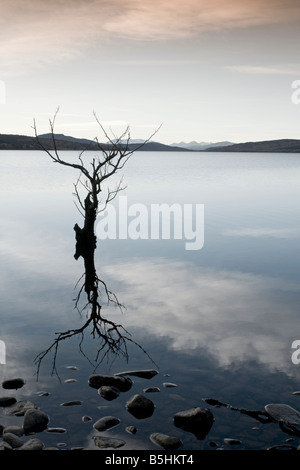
[64,379,77,383]
[224,438,242,445]
[115,369,159,379]
[36,391,50,397]
[88,374,133,392]
[144,387,160,393]
[19,438,44,450]
[4,400,37,416]
[93,416,120,432]
[0,441,13,450]
[2,378,25,390]
[60,400,82,406]
[126,394,155,419]
[126,426,137,434]
[82,415,92,422]
[23,409,49,433]
[174,407,214,440]
[2,432,24,448]
[163,382,177,388]
[150,433,182,450]
[265,404,300,425]
[0,397,16,407]
[98,386,120,401]
[93,436,125,449]
[3,426,24,436]
[66,366,79,370]
[45,427,67,434]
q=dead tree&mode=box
[33,110,160,376]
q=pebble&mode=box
[64,379,77,383]
[0,397,16,407]
[174,407,214,440]
[4,400,37,416]
[150,433,182,450]
[82,415,92,423]
[163,382,177,388]
[98,386,120,401]
[45,428,67,434]
[60,400,82,406]
[143,387,160,393]
[23,409,49,434]
[115,369,159,379]
[126,426,137,434]
[93,416,120,432]
[224,438,242,445]
[93,436,125,449]
[265,403,300,425]
[19,438,44,450]
[2,378,25,390]
[2,432,24,448]
[126,394,155,419]
[88,374,133,392]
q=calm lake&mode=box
[1,150,300,451]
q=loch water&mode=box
[1,150,300,450]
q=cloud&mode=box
[226,64,300,75]
[223,227,300,239]
[102,257,299,374]
[1,0,300,75]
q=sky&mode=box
[1,0,300,144]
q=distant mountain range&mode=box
[0,133,300,153]
[171,141,234,150]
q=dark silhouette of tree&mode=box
[33,110,160,377]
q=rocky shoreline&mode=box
[1,371,300,450]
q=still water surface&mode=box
[1,150,300,450]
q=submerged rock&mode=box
[150,433,182,450]
[174,407,214,440]
[0,397,16,407]
[4,400,37,416]
[19,438,44,450]
[88,374,133,392]
[224,438,242,445]
[2,378,25,390]
[93,436,125,449]
[93,416,120,432]
[60,400,82,406]
[2,432,24,448]
[265,404,300,425]
[126,394,155,419]
[23,409,49,434]
[115,369,159,379]
[98,386,120,401]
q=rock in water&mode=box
[93,436,125,449]
[126,394,155,419]
[98,386,120,401]
[88,374,133,392]
[150,433,182,450]
[2,378,25,390]
[93,416,120,432]
[23,409,49,433]
[265,404,300,425]
[19,438,44,450]
[173,407,214,439]
[115,369,159,379]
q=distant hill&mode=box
[207,139,300,153]
[171,141,234,150]
[0,133,191,152]
[0,133,300,153]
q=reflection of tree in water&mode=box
[33,110,159,377]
